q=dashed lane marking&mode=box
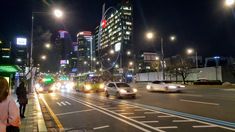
[156,126,178,129]
[144,112,160,114]
[141,121,159,123]
[193,125,217,128]
[129,116,146,119]
[158,115,175,118]
[173,119,194,123]
[56,109,94,116]
[120,113,135,115]
[93,125,110,130]
[180,99,220,106]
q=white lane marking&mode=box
[63,96,155,132]
[120,113,134,115]
[158,115,175,118]
[193,125,217,128]
[65,101,71,105]
[144,112,160,114]
[61,102,67,106]
[141,121,159,123]
[114,110,126,112]
[74,92,235,131]
[134,109,146,112]
[180,99,220,106]
[56,102,62,106]
[173,120,194,123]
[129,116,146,119]
[222,89,235,91]
[56,109,94,116]
[93,125,110,130]
[181,94,203,97]
[156,126,178,129]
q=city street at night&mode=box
[38,84,235,132]
[1,0,235,132]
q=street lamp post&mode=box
[186,48,198,68]
[29,9,63,92]
[145,31,176,80]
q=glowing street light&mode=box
[54,9,63,18]
[225,0,235,7]
[45,43,51,49]
[146,32,154,40]
[186,48,198,68]
[170,35,176,41]
[145,31,176,80]
[127,51,131,56]
[41,55,47,60]
[155,56,160,60]
[110,49,115,54]
[129,61,133,66]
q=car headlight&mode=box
[65,82,74,89]
[133,88,138,93]
[180,85,185,88]
[85,85,92,91]
[38,87,43,92]
[120,89,127,93]
[35,83,40,89]
[99,83,105,89]
[168,85,177,89]
[146,85,151,90]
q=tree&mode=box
[166,56,193,84]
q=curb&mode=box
[34,93,47,131]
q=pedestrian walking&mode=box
[0,77,21,132]
[16,82,28,118]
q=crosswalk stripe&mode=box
[65,101,71,105]
[61,102,66,106]
[56,102,62,106]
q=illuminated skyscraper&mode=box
[95,0,133,72]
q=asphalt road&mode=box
[39,85,235,132]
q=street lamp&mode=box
[225,0,235,7]
[45,43,51,49]
[186,48,198,68]
[145,31,176,80]
[41,55,47,60]
[30,9,64,92]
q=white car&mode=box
[105,82,138,99]
[146,81,185,92]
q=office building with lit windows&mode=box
[77,31,94,73]
[94,0,133,73]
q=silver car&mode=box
[105,82,138,99]
[146,81,185,92]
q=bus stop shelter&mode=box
[0,65,22,88]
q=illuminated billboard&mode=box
[16,38,27,46]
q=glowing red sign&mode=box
[101,19,107,29]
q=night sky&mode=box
[1,0,235,59]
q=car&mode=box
[105,82,138,99]
[146,81,185,92]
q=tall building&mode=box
[77,31,94,73]
[94,0,133,73]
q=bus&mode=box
[74,73,105,92]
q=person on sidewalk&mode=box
[0,77,21,132]
[16,81,28,118]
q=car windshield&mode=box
[163,81,173,84]
[116,83,130,87]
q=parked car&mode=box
[193,79,222,85]
[146,81,185,92]
[105,82,138,99]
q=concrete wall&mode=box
[136,66,223,82]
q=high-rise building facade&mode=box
[94,0,133,72]
[77,31,94,73]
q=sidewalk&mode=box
[11,92,47,132]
